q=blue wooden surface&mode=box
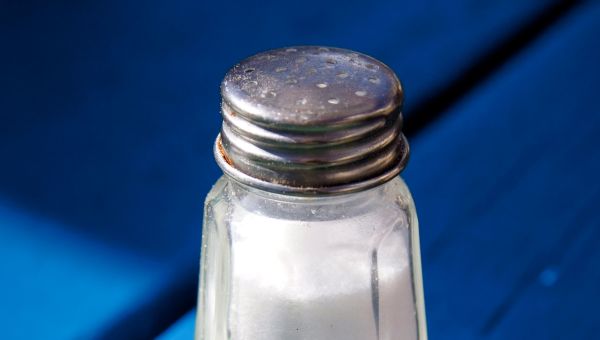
[0,200,190,339]
[157,310,196,340]
[1,0,597,338]
[405,2,600,338]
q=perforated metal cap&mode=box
[215,46,409,195]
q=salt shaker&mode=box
[196,46,427,340]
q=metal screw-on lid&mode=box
[215,46,409,195]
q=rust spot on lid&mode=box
[217,137,233,166]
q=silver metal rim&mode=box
[214,133,410,196]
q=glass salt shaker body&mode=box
[196,46,427,340]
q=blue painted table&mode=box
[1,0,598,338]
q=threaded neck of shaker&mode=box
[214,46,409,195]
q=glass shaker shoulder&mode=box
[195,46,427,340]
